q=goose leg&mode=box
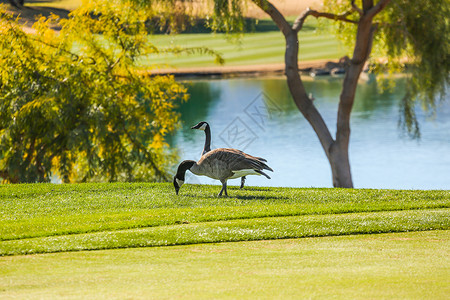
[219,180,228,197]
[240,176,246,189]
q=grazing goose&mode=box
[173,148,273,196]
[191,121,263,189]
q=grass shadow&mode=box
[231,194,289,201]
[178,192,289,201]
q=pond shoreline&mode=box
[147,59,342,79]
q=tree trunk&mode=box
[284,30,354,188]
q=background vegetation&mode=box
[0,2,190,183]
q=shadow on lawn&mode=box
[179,192,288,201]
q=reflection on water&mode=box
[170,76,450,190]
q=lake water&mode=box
[169,75,450,190]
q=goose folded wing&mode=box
[219,150,272,172]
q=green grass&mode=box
[0,183,449,255]
[143,27,348,68]
[1,183,449,298]
[1,231,449,299]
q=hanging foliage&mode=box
[0,1,197,183]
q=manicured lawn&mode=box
[143,29,348,68]
[0,183,449,298]
[1,183,449,255]
[1,231,448,299]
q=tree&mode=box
[251,0,393,188]
[0,2,201,183]
[241,0,448,187]
[174,0,449,188]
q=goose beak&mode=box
[191,122,207,130]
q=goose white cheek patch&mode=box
[176,178,184,187]
[199,123,207,130]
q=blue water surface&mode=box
[170,76,450,190]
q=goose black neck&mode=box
[203,124,211,154]
[176,160,195,180]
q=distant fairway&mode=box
[141,27,348,69]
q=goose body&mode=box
[191,121,254,188]
[174,148,273,196]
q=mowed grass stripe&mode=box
[1,183,450,241]
[2,185,449,241]
[1,209,448,256]
[143,31,346,68]
[149,31,335,48]
[2,199,448,242]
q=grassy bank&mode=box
[1,183,449,255]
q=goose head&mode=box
[173,160,195,195]
[191,121,209,131]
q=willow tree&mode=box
[240,0,448,187]
[140,0,448,188]
[0,1,220,183]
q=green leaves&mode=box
[377,0,450,137]
[0,2,188,183]
[323,0,449,138]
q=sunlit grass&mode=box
[142,26,347,68]
[1,183,449,255]
[26,0,82,10]
[2,208,448,256]
[1,231,448,299]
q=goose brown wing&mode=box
[223,148,267,162]
[201,148,272,172]
[225,149,272,171]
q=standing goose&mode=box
[173,148,273,196]
[191,121,264,189]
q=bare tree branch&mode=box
[251,0,291,35]
[293,8,357,32]
[351,0,363,15]
[366,0,391,19]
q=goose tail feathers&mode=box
[255,169,271,179]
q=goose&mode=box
[191,121,261,189]
[173,148,273,196]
